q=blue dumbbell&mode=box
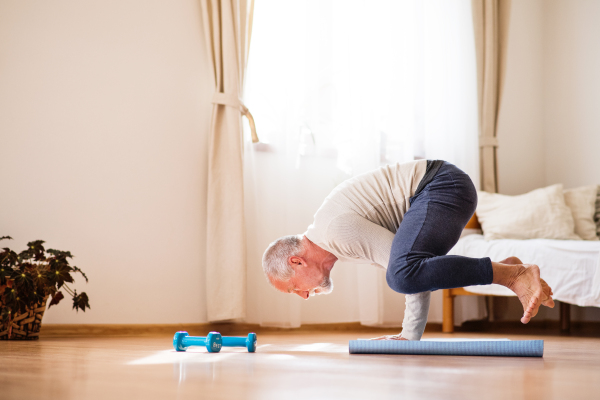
[173,331,222,352]
[222,333,257,353]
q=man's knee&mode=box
[386,259,426,295]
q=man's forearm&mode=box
[400,291,431,340]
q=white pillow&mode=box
[563,185,599,241]
[477,184,581,241]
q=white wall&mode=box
[0,1,212,324]
[499,0,600,192]
[543,0,600,188]
[496,0,545,195]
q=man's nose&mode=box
[295,291,309,300]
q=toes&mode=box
[520,300,533,324]
[521,309,532,324]
[542,291,555,308]
[522,294,542,324]
[541,290,554,307]
[540,279,554,307]
[543,298,556,308]
[531,292,542,307]
[541,279,553,292]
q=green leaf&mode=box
[11,268,34,292]
[1,248,18,268]
[48,291,64,308]
[71,266,88,283]
[47,249,74,260]
[0,236,13,241]
[30,289,45,305]
[32,267,49,291]
[72,291,90,312]
[20,240,46,262]
[3,285,18,303]
[0,264,13,286]
[2,286,28,313]
[47,259,73,289]
[26,240,45,250]
[0,307,12,322]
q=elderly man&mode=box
[262,160,554,340]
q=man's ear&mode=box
[289,256,304,268]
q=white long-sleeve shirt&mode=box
[304,160,430,340]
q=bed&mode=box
[443,215,600,333]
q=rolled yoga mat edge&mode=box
[348,340,544,357]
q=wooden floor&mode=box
[2,330,600,400]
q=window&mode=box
[245,0,478,177]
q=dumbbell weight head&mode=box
[205,332,222,352]
[173,331,189,351]
[247,333,257,352]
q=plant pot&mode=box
[0,295,49,340]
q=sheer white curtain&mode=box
[243,0,485,328]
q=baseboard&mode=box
[40,320,600,338]
[40,323,211,337]
[39,322,443,337]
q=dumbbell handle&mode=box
[221,333,257,352]
[183,336,209,347]
[222,337,247,347]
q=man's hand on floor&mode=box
[370,334,408,340]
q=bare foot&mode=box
[505,264,555,323]
[371,334,408,341]
[499,257,555,304]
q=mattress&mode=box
[448,234,600,307]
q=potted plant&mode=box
[0,236,90,340]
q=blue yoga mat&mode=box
[349,339,544,357]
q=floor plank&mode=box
[2,331,600,399]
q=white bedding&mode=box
[448,234,600,307]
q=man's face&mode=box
[271,262,333,299]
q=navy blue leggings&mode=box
[386,161,493,294]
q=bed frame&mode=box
[442,214,572,333]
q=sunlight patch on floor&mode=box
[127,350,242,365]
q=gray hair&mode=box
[262,235,304,282]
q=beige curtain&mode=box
[201,0,257,321]
[472,0,511,193]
